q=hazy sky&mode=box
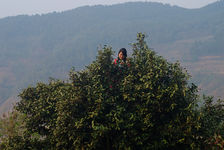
[0,0,218,19]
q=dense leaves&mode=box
[1,33,224,149]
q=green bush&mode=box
[2,33,223,149]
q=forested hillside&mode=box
[0,1,224,113]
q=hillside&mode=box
[0,1,224,113]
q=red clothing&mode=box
[113,58,119,65]
[113,58,130,67]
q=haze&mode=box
[0,0,218,19]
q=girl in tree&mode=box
[113,48,128,67]
[110,48,129,89]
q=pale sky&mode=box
[0,0,219,19]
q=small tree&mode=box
[197,96,224,149]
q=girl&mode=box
[113,48,127,66]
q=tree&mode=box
[196,96,224,149]
[1,33,212,149]
[0,111,34,150]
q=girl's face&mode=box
[118,52,124,60]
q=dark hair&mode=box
[118,48,127,62]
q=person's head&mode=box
[118,48,127,61]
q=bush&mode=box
[3,33,223,149]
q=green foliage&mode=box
[16,80,70,149]
[201,96,224,137]
[196,96,224,149]
[0,111,32,150]
[0,111,25,139]
[1,33,210,149]
[205,133,224,150]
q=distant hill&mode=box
[0,1,224,114]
